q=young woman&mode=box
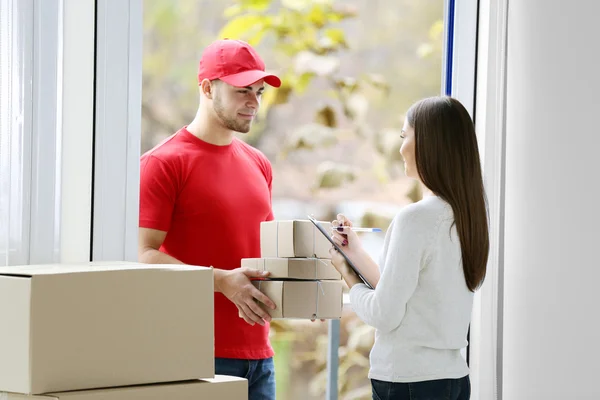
[330,96,489,400]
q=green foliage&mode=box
[142,0,443,195]
[218,0,360,119]
[217,0,405,191]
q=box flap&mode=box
[283,281,318,318]
[203,375,247,385]
[240,258,263,271]
[5,376,248,399]
[315,281,343,319]
[260,221,278,257]
[292,220,331,259]
[254,280,342,319]
[0,277,32,393]
[0,262,205,277]
[56,378,246,399]
[277,221,296,257]
[263,258,292,278]
[0,394,57,399]
[253,280,283,318]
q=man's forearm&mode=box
[139,248,184,265]
[213,268,230,294]
[139,248,229,294]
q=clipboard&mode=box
[307,215,375,289]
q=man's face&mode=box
[212,80,265,133]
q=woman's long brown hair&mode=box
[407,96,489,291]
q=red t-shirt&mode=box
[139,127,274,360]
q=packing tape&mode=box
[275,220,322,257]
[312,280,326,320]
[314,258,329,279]
[312,222,317,258]
[275,221,279,257]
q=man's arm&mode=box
[138,227,276,326]
[138,227,184,264]
[138,227,244,292]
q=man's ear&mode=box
[200,79,214,100]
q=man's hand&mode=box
[219,267,277,326]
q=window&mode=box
[0,0,33,266]
[142,1,446,398]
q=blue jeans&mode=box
[215,357,275,400]
[371,376,470,400]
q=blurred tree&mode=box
[142,0,231,150]
[217,0,402,192]
[142,0,442,199]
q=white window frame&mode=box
[0,0,34,266]
[1,0,96,266]
[29,0,63,264]
[58,0,96,263]
[443,0,479,367]
[88,1,507,399]
[91,0,142,262]
[444,0,478,110]
[462,0,510,399]
[442,0,509,399]
[473,0,510,399]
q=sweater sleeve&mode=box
[349,208,432,333]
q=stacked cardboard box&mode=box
[0,262,247,399]
[242,220,344,319]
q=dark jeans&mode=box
[371,376,470,400]
[215,357,275,400]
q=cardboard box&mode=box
[260,220,332,258]
[252,280,343,319]
[0,262,214,395]
[242,258,341,280]
[0,375,247,400]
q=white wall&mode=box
[504,1,600,399]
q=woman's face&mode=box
[400,119,418,180]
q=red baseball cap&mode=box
[198,39,281,88]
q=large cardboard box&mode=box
[0,262,214,395]
[242,258,341,280]
[260,220,332,259]
[0,376,247,400]
[252,280,343,319]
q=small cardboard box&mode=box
[242,258,341,280]
[0,262,214,395]
[252,280,343,319]
[260,220,331,258]
[0,375,248,400]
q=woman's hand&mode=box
[329,246,363,288]
[329,214,366,288]
[330,214,364,258]
[329,246,354,277]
